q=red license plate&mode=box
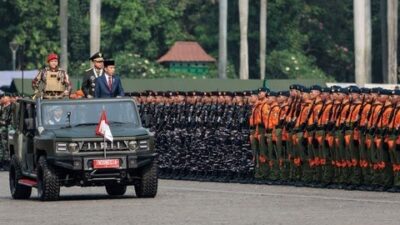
[93,159,120,169]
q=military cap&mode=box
[348,85,361,94]
[320,87,331,93]
[203,92,211,97]
[234,91,244,97]
[278,91,290,97]
[300,86,310,93]
[360,87,371,94]
[330,85,341,93]
[257,87,269,93]
[145,90,155,96]
[371,87,383,94]
[130,92,140,97]
[140,92,149,97]
[378,89,392,95]
[185,91,195,96]
[289,84,299,90]
[268,91,277,96]
[296,85,306,91]
[225,91,234,97]
[392,90,400,95]
[144,90,152,95]
[89,52,104,61]
[339,87,349,94]
[177,91,185,96]
[104,59,115,67]
[309,85,322,91]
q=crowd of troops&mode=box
[0,95,19,170]
[2,50,400,191]
[131,90,254,181]
[250,85,400,191]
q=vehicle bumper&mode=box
[48,152,157,171]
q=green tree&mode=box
[13,0,60,69]
[68,0,90,76]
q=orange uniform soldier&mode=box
[277,91,290,181]
[388,90,400,189]
[374,89,393,188]
[316,87,334,185]
[264,92,280,181]
[292,88,313,183]
[307,85,323,183]
[333,88,350,185]
[285,85,302,182]
[250,88,269,179]
[366,88,384,187]
[358,88,373,187]
[345,86,363,186]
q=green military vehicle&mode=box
[8,98,157,201]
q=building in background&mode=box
[157,41,216,76]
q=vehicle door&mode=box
[21,102,36,172]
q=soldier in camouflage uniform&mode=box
[32,53,71,99]
[0,96,12,170]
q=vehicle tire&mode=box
[105,184,127,196]
[135,161,158,198]
[9,155,32,199]
[37,156,60,201]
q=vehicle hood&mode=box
[44,125,149,138]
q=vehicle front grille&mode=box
[80,141,129,152]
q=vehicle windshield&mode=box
[41,100,140,128]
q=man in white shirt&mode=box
[48,106,64,125]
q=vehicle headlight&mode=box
[67,143,79,153]
[128,140,138,151]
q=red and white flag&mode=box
[95,111,113,142]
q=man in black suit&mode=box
[81,52,104,98]
[95,59,124,98]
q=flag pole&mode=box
[103,136,107,158]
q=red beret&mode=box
[47,53,58,62]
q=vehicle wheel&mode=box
[105,184,127,196]
[37,156,60,201]
[135,161,158,198]
[9,155,32,199]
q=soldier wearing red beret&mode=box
[32,53,71,99]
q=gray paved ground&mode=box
[0,171,400,225]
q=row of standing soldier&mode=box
[132,90,255,181]
[250,85,400,191]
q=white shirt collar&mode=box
[94,68,103,78]
[105,73,113,80]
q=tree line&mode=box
[0,0,397,83]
